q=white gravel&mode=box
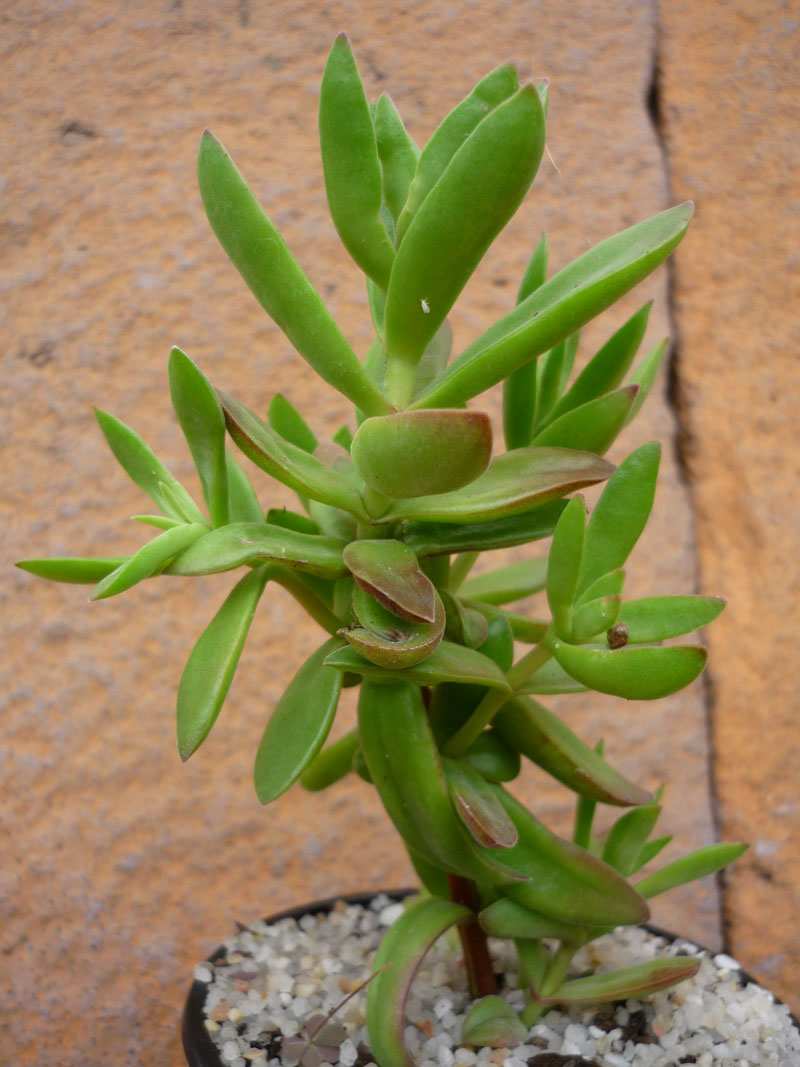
[194,893,800,1067]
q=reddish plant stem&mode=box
[446,873,498,998]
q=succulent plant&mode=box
[18,34,746,1067]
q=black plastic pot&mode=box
[182,888,799,1067]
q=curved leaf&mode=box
[546,302,652,425]
[168,347,228,527]
[616,595,726,642]
[548,957,701,1006]
[299,728,360,792]
[531,385,638,455]
[412,204,693,409]
[325,640,511,692]
[16,556,129,585]
[357,681,521,882]
[351,410,492,499]
[343,586,445,669]
[460,558,547,606]
[90,523,207,600]
[503,234,549,450]
[493,697,651,806]
[220,392,368,518]
[625,338,668,425]
[576,441,660,598]
[443,758,518,849]
[384,86,545,387]
[343,539,436,622]
[226,450,264,523]
[177,566,271,760]
[254,636,345,804]
[319,35,395,287]
[197,131,391,417]
[380,448,613,525]
[636,842,748,899]
[395,63,520,242]
[479,897,593,943]
[461,997,528,1049]
[402,500,566,557]
[165,522,346,579]
[366,897,471,1067]
[550,640,708,700]
[374,92,419,225]
[602,804,662,876]
[94,409,205,523]
[490,785,649,927]
[546,495,586,638]
[268,394,318,454]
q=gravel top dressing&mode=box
[192,894,800,1067]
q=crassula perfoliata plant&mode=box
[19,34,747,1066]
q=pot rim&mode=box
[181,887,799,1067]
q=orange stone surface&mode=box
[2,3,797,1064]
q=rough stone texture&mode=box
[659,0,800,1009]
[1,1,792,1064]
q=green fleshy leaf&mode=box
[412,319,454,400]
[616,595,726,642]
[402,500,566,557]
[332,424,353,452]
[575,569,625,606]
[636,842,748,899]
[344,539,436,622]
[344,586,445,669]
[366,897,471,1067]
[443,758,518,849]
[499,609,550,646]
[570,594,621,643]
[131,515,183,530]
[548,957,701,1006]
[493,697,652,806]
[531,385,638,455]
[351,410,492,499]
[546,494,586,638]
[519,657,588,694]
[225,450,265,523]
[460,558,548,606]
[546,302,652,425]
[395,63,520,243]
[503,230,548,449]
[533,333,579,433]
[374,92,419,225]
[439,590,489,649]
[491,785,649,927]
[17,557,130,585]
[384,86,545,400]
[412,204,693,409]
[479,897,593,943]
[602,804,662,876]
[576,441,661,598]
[90,523,207,600]
[197,131,390,417]
[625,338,668,425]
[326,640,511,692]
[299,728,360,792]
[266,508,319,536]
[550,641,708,700]
[319,36,395,288]
[358,681,522,883]
[633,834,673,872]
[94,409,206,523]
[168,347,229,527]
[164,522,346,579]
[219,392,368,518]
[177,566,271,760]
[460,997,528,1048]
[380,449,612,525]
[461,730,520,783]
[268,394,319,454]
[254,636,345,804]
